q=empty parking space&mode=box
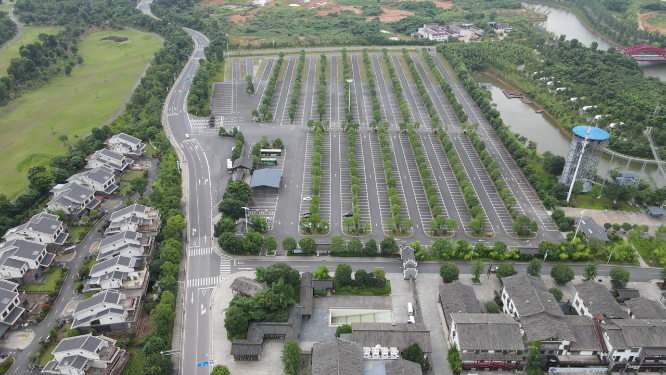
[269,57,295,127]
[410,54,460,130]
[299,133,331,224]
[294,56,318,127]
[246,149,287,230]
[351,55,373,127]
[391,55,430,126]
[369,133,410,233]
[426,135,472,232]
[339,133,371,232]
[371,55,402,127]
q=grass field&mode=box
[0,29,162,199]
[0,25,63,74]
[647,14,666,28]
[0,3,14,13]
[23,267,63,292]
[39,344,57,367]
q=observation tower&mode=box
[559,126,610,200]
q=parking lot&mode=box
[391,54,431,126]
[299,132,331,225]
[246,147,287,229]
[351,55,373,127]
[371,55,403,127]
[339,132,372,232]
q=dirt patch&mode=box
[229,13,251,22]
[313,3,363,15]
[100,36,129,42]
[367,7,414,22]
[135,308,155,342]
[26,293,50,314]
[640,11,666,34]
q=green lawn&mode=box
[120,346,146,375]
[0,29,162,199]
[23,267,63,292]
[647,14,666,28]
[120,170,145,182]
[38,343,57,367]
[334,281,391,296]
[68,226,89,243]
[0,3,14,14]
[0,25,63,77]
[143,142,157,158]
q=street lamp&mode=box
[242,207,250,234]
[607,251,615,264]
[572,209,586,241]
[346,79,353,111]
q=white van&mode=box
[185,134,190,139]
[407,303,414,316]
[407,316,416,324]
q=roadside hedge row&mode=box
[342,48,353,124]
[422,51,468,124]
[382,48,409,123]
[437,130,487,234]
[362,49,381,124]
[401,49,438,128]
[317,54,326,121]
[257,52,284,122]
[343,128,369,235]
[186,37,225,117]
[288,50,306,122]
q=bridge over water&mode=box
[618,44,666,62]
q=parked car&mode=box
[490,266,499,273]
[301,213,311,219]
[342,212,354,218]
[303,196,312,201]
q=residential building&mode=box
[70,291,139,333]
[573,281,629,319]
[42,334,128,375]
[67,166,118,197]
[104,133,145,159]
[85,149,131,175]
[501,273,562,318]
[487,21,511,29]
[105,204,161,236]
[416,23,459,41]
[573,217,609,243]
[400,245,417,269]
[230,276,268,298]
[616,288,640,302]
[85,256,146,293]
[600,319,666,372]
[351,323,432,353]
[448,313,525,371]
[438,282,482,327]
[309,337,422,375]
[2,213,69,251]
[625,297,666,319]
[47,183,100,221]
[0,239,55,284]
[231,305,303,361]
[96,231,155,262]
[468,26,484,37]
[0,280,29,337]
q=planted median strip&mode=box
[317,54,326,121]
[255,52,283,122]
[422,51,468,124]
[362,49,381,126]
[382,49,409,124]
[288,50,306,124]
[301,125,330,235]
[343,128,369,235]
[341,48,352,124]
[402,49,438,128]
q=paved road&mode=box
[0,7,23,53]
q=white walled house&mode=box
[85,256,146,293]
[47,183,100,221]
[2,213,69,251]
[104,133,144,159]
[573,281,629,320]
[416,23,459,41]
[42,334,127,375]
[0,280,28,337]
[600,319,666,372]
[96,231,155,262]
[104,204,161,236]
[85,149,131,175]
[501,273,561,318]
[67,166,118,197]
[0,239,55,284]
[70,291,139,333]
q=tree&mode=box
[373,268,386,281]
[224,180,252,203]
[250,215,268,233]
[334,263,353,287]
[313,265,329,280]
[281,340,301,375]
[330,236,346,254]
[224,305,249,336]
[348,238,362,253]
[210,365,231,375]
[484,301,500,313]
[130,177,148,197]
[219,198,245,220]
[470,259,484,280]
[214,218,236,237]
[496,264,517,281]
[263,236,277,253]
[335,324,352,337]
[610,266,630,288]
[661,266,666,284]
[242,230,263,254]
[218,232,241,253]
[526,259,542,277]
[58,134,68,146]
[355,269,369,286]
[549,287,563,302]
[299,236,316,254]
[29,171,55,193]
[403,343,426,371]
[364,239,377,256]
[621,222,632,233]
[583,262,598,281]
[439,262,459,282]
[143,335,169,357]
[447,345,462,374]
[604,223,612,231]
[282,237,297,252]
[526,342,546,375]
[551,264,575,285]
[543,153,566,175]
[380,236,398,256]
[64,65,73,75]
[143,353,174,375]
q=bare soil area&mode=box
[640,11,666,34]
[367,7,414,22]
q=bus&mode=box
[260,158,278,166]
[260,149,282,157]
[227,159,233,173]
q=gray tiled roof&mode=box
[3,306,24,325]
[229,277,267,297]
[566,316,601,351]
[99,231,141,248]
[351,323,432,352]
[40,253,55,267]
[3,213,62,237]
[0,287,17,313]
[574,281,629,319]
[450,313,523,351]
[98,149,125,161]
[311,338,364,375]
[53,334,112,354]
[519,312,576,342]
[109,204,152,221]
[606,319,666,348]
[617,289,641,300]
[0,239,45,260]
[90,256,136,276]
[111,133,141,146]
[503,273,562,317]
[97,243,144,261]
[300,272,314,316]
[312,279,333,290]
[576,217,609,241]
[2,257,26,270]
[625,297,666,319]
[70,166,115,185]
[0,280,17,292]
[52,183,94,204]
[383,359,423,375]
[73,291,121,315]
[439,282,482,325]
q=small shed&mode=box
[233,155,253,171]
[250,169,282,190]
[616,288,640,302]
[479,83,493,90]
[230,277,268,298]
[646,206,666,217]
[574,217,609,242]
